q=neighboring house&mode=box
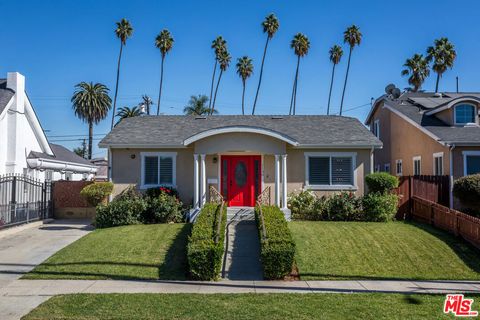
[90,157,108,181]
[0,72,97,181]
[99,115,382,218]
[365,91,480,206]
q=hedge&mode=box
[187,203,227,280]
[254,205,295,279]
[365,172,399,194]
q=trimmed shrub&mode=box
[453,174,480,217]
[142,192,183,223]
[187,203,227,280]
[95,198,148,228]
[114,185,142,201]
[145,186,180,199]
[365,172,399,194]
[325,192,363,221]
[255,205,295,279]
[80,182,113,207]
[362,192,399,222]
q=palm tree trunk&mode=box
[327,63,336,115]
[211,70,223,115]
[292,56,301,115]
[241,81,246,115]
[435,73,440,93]
[88,121,93,160]
[111,43,123,129]
[289,72,297,115]
[252,36,270,115]
[339,46,353,116]
[157,55,165,115]
[208,60,217,111]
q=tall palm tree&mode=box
[211,50,231,115]
[289,33,310,115]
[111,19,133,129]
[339,25,362,115]
[401,54,430,92]
[71,82,112,159]
[141,95,154,115]
[155,29,174,115]
[327,45,343,115]
[236,56,254,115]
[115,106,142,126]
[183,94,217,115]
[426,37,456,93]
[252,13,279,115]
[209,36,227,112]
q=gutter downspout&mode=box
[449,144,455,209]
[370,147,374,174]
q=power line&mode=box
[46,133,108,138]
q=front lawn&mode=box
[24,224,191,280]
[290,221,480,280]
[22,293,468,319]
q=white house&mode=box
[0,72,97,181]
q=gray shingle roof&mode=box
[0,79,15,115]
[99,115,382,148]
[28,144,96,167]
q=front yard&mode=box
[290,221,480,280]
[24,224,190,280]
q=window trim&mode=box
[304,152,357,190]
[433,152,444,176]
[462,150,480,176]
[140,152,177,189]
[412,156,421,176]
[454,103,477,125]
[395,159,403,176]
[384,163,390,173]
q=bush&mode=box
[255,205,295,279]
[362,192,399,222]
[142,192,184,223]
[365,172,399,194]
[325,192,363,221]
[288,190,317,220]
[145,186,179,199]
[114,185,142,201]
[80,182,114,207]
[453,174,480,216]
[187,203,226,280]
[95,198,148,228]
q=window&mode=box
[413,156,421,176]
[372,120,380,139]
[463,151,480,176]
[305,152,355,189]
[141,152,177,188]
[384,163,390,173]
[396,160,403,176]
[433,152,443,176]
[454,104,476,125]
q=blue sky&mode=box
[1,0,479,157]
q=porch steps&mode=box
[226,207,255,221]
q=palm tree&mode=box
[211,50,231,115]
[339,25,362,115]
[141,95,154,115]
[236,56,254,115]
[111,18,133,129]
[252,13,279,115]
[426,37,456,93]
[155,29,174,115]
[115,106,142,126]
[401,54,430,92]
[327,45,343,115]
[289,33,310,115]
[71,82,112,159]
[183,94,217,115]
[209,36,227,112]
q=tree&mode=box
[209,36,227,112]
[289,33,310,115]
[401,54,430,92]
[340,25,362,115]
[73,139,87,159]
[236,56,254,115]
[141,95,154,115]
[71,82,112,159]
[252,13,279,115]
[111,18,133,129]
[115,106,142,126]
[155,29,174,115]
[327,45,343,115]
[210,50,231,115]
[426,37,456,93]
[183,94,217,115]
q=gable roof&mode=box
[28,143,95,166]
[0,79,15,116]
[99,115,382,148]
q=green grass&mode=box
[24,224,191,280]
[22,293,471,319]
[290,221,480,280]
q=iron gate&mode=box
[0,174,53,228]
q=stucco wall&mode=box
[453,146,480,179]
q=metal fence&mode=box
[0,174,53,229]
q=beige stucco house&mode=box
[99,115,381,219]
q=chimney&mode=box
[139,103,146,115]
[7,72,25,113]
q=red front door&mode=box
[221,155,261,207]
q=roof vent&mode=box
[433,92,443,98]
[195,116,207,120]
[271,116,284,120]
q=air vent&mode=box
[433,92,443,98]
[195,116,207,120]
[271,116,284,120]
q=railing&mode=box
[257,186,271,206]
[256,201,268,242]
[209,185,223,204]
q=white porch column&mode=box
[200,154,207,206]
[193,154,199,209]
[281,154,288,209]
[274,155,281,207]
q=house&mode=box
[365,90,480,206]
[0,72,97,181]
[90,157,108,181]
[99,115,382,218]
